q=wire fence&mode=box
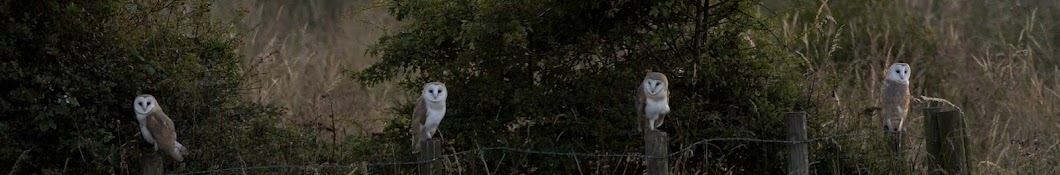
[170,130,926,175]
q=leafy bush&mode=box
[0,0,285,174]
[354,0,807,173]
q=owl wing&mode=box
[635,85,647,132]
[411,97,427,152]
[146,111,183,161]
[882,80,910,115]
[901,83,911,115]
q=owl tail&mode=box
[161,142,184,162]
[151,135,185,162]
[412,131,425,153]
[175,142,190,156]
[638,115,646,133]
[411,135,423,152]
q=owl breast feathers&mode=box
[637,72,670,131]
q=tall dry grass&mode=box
[210,0,401,141]
[768,0,1060,173]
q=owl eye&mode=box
[138,102,143,106]
[895,70,900,73]
[147,102,152,105]
[429,90,434,93]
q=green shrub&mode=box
[0,0,283,174]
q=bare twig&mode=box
[7,149,30,175]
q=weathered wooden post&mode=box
[140,152,164,175]
[644,130,668,175]
[417,139,443,175]
[885,130,909,174]
[922,107,970,175]
[786,112,808,175]
[886,129,905,154]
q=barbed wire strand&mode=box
[171,130,928,175]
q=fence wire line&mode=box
[171,130,926,175]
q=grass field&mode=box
[766,0,1060,173]
[211,0,400,142]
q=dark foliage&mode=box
[0,0,278,174]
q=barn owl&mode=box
[881,63,911,132]
[133,94,190,162]
[411,82,447,153]
[637,72,670,132]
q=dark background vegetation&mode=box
[352,0,805,174]
[2,0,1059,174]
[0,0,286,174]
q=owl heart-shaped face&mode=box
[422,82,448,102]
[886,63,911,84]
[642,72,668,96]
[644,79,665,95]
[134,95,159,115]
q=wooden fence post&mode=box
[417,139,443,175]
[644,130,668,175]
[887,129,905,155]
[786,112,808,175]
[923,107,970,175]
[140,152,164,175]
